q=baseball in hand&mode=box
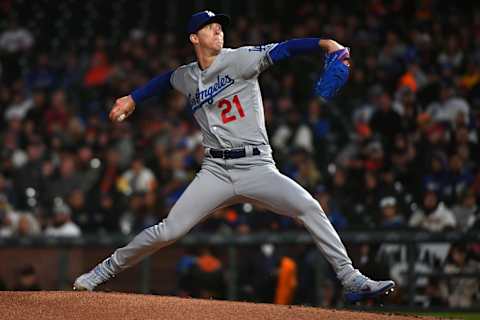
[117,113,126,122]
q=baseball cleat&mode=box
[73,273,95,291]
[73,258,116,291]
[344,274,395,303]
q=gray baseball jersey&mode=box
[101,45,358,286]
[170,45,276,148]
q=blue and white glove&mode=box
[314,47,350,102]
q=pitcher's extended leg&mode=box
[234,164,395,302]
[235,164,355,281]
[74,167,235,291]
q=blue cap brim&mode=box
[192,14,230,34]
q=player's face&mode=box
[196,22,224,52]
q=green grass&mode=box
[412,312,480,320]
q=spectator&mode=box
[118,157,157,196]
[327,167,355,223]
[67,189,95,234]
[409,191,456,272]
[369,91,403,148]
[409,190,456,232]
[4,87,34,122]
[306,98,345,167]
[161,150,190,206]
[307,99,330,142]
[119,192,158,235]
[244,205,285,232]
[44,199,82,237]
[393,87,422,132]
[15,212,41,237]
[76,144,102,193]
[272,108,314,155]
[390,134,417,193]
[25,53,57,90]
[451,190,478,232]
[440,244,480,308]
[193,247,225,299]
[424,276,446,307]
[48,153,83,200]
[437,36,464,70]
[426,83,470,127]
[0,196,16,237]
[44,89,72,134]
[83,37,112,88]
[197,207,247,234]
[24,89,49,132]
[97,147,122,195]
[379,196,406,229]
[422,154,449,199]
[379,167,411,212]
[0,195,40,237]
[397,64,428,96]
[0,17,34,82]
[13,138,47,209]
[452,126,479,169]
[94,193,120,233]
[0,173,16,207]
[314,187,348,231]
[442,153,474,206]
[363,140,385,171]
[292,153,321,192]
[0,18,34,53]
[175,247,198,297]
[468,198,480,231]
[60,51,84,91]
[274,255,298,305]
[12,265,41,291]
[351,171,381,228]
[294,245,331,306]
[239,243,279,303]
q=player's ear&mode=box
[189,33,199,45]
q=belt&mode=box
[208,147,261,159]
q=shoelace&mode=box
[91,261,115,285]
[345,274,370,291]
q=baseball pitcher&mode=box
[74,11,395,303]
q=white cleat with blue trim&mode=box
[73,258,116,291]
[344,274,395,303]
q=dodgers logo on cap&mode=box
[187,10,230,34]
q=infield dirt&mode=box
[0,291,439,320]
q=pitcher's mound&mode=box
[0,291,432,320]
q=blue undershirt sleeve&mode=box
[268,38,321,64]
[130,70,174,104]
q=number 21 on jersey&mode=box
[217,95,245,124]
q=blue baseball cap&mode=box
[187,10,230,34]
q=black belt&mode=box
[209,147,260,159]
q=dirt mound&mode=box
[0,291,434,320]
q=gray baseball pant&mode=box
[110,151,356,283]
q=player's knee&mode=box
[165,225,186,242]
[155,219,186,243]
[302,198,325,216]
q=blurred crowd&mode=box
[1,0,480,307]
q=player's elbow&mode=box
[319,39,344,52]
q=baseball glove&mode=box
[314,47,350,102]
